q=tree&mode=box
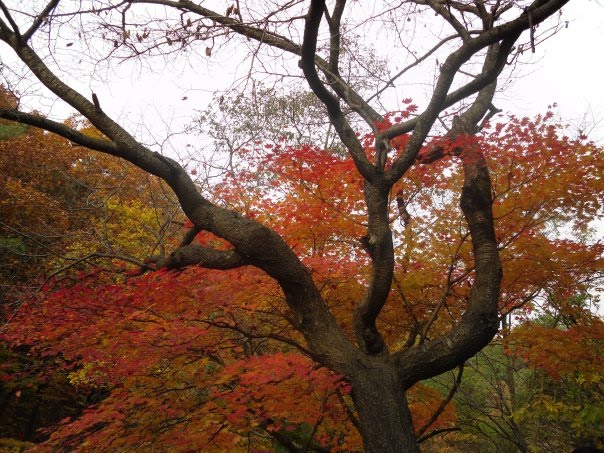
[0,114,183,445]
[0,1,589,451]
[2,111,602,451]
[0,113,181,297]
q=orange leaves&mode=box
[489,116,603,227]
[408,382,457,433]
[215,143,367,264]
[215,112,603,350]
[483,113,604,316]
[377,110,604,347]
[505,317,604,382]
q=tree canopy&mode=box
[0,1,602,451]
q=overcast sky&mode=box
[96,1,604,145]
[499,1,604,142]
[1,1,603,144]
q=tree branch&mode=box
[300,0,376,181]
[135,0,383,128]
[353,180,394,354]
[0,1,21,39]
[22,0,60,43]
[381,0,568,184]
[393,142,502,388]
[0,109,118,154]
[155,244,248,270]
[203,319,318,362]
[416,364,464,438]
[424,0,471,41]
[326,0,346,75]
[384,33,517,183]
[43,253,147,282]
[179,225,202,247]
[418,427,462,444]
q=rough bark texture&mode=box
[350,361,419,452]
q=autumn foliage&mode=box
[0,117,180,291]
[1,109,602,450]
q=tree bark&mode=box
[350,362,420,452]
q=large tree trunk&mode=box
[351,363,420,453]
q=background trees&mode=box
[2,108,602,451]
[0,112,181,297]
[1,1,602,451]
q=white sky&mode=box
[93,1,604,145]
[1,1,603,144]
[500,1,604,142]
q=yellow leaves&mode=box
[513,393,603,445]
[98,199,160,257]
[533,395,566,416]
[67,362,106,386]
[0,438,35,452]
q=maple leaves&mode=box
[215,352,356,447]
[507,319,603,382]
[1,109,602,449]
[2,267,363,450]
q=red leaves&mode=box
[212,353,351,439]
[416,134,482,164]
[4,270,214,382]
[373,105,418,133]
[374,118,393,132]
[2,264,362,448]
[2,108,603,450]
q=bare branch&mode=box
[22,0,60,42]
[134,0,384,134]
[367,32,460,105]
[203,319,317,361]
[418,426,462,443]
[301,0,376,181]
[43,253,147,282]
[382,0,569,183]
[0,1,21,38]
[416,364,464,438]
[423,0,472,41]
[325,0,346,74]
[0,109,118,154]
